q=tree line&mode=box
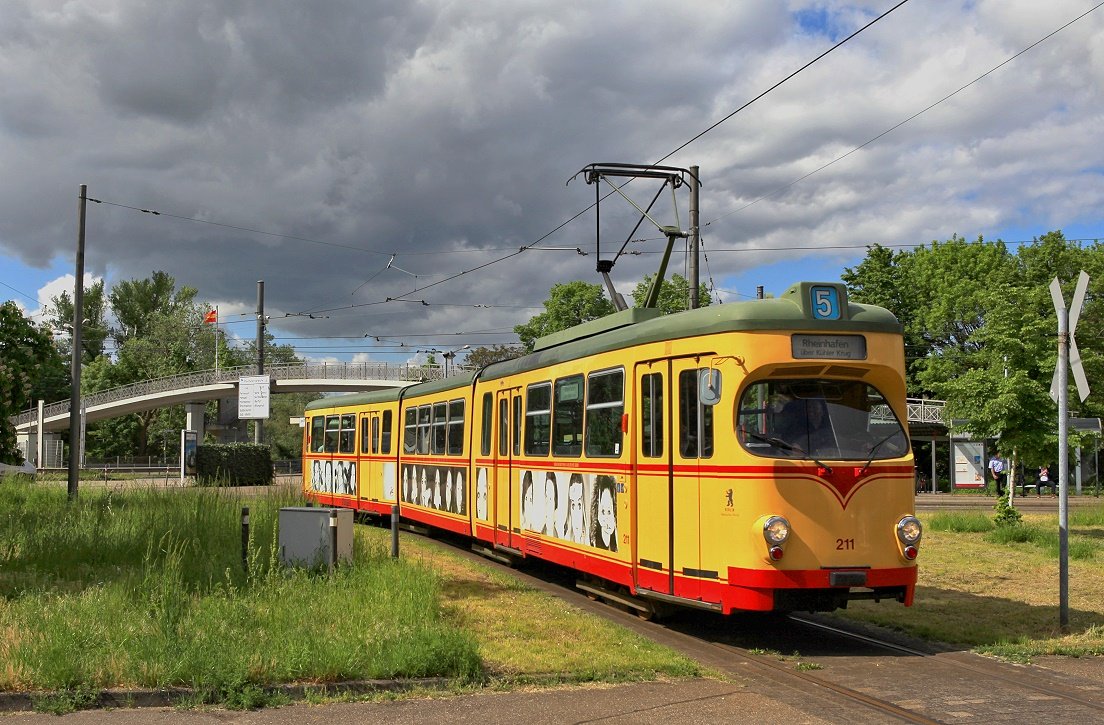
[0,271,305,465]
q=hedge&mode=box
[195,443,274,486]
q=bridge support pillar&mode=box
[185,403,206,443]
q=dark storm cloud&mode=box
[3,1,1104,357]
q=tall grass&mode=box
[0,480,480,695]
[925,511,994,533]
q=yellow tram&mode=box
[303,281,920,614]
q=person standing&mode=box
[988,453,1007,496]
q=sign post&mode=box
[1049,271,1090,631]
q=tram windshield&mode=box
[737,379,908,462]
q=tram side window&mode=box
[381,410,392,454]
[403,408,417,453]
[640,373,663,458]
[339,414,356,453]
[361,417,372,454]
[311,416,326,453]
[525,383,552,456]
[498,398,509,456]
[678,369,714,459]
[432,401,447,454]
[481,393,493,457]
[447,399,465,455]
[324,415,340,453]
[513,396,522,456]
[586,369,624,457]
[553,375,583,456]
[371,417,380,454]
[418,405,432,454]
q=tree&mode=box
[630,273,712,313]
[79,272,207,456]
[265,393,317,459]
[47,279,109,366]
[513,281,616,351]
[466,344,525,368]
[841,245,922,389]
[843,231,1104,467]
[109,271,197,344]
[0,302,65,464]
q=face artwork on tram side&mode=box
[382,462,396,500]
[518,470,618,551]
[399,463,467,515]
[475,467,488,520]
[310,459,357,496]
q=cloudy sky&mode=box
[3,0,1103,364]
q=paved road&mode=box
[2,680,814,725]
[915,491,1102,511]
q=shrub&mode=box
[993,496,1023,528]
[196,444,273,486]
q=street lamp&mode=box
[442,345,470,376]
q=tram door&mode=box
[357,413,373,506]
[633,359,706,601]
[359,411,394,507]
[492,389,519,548]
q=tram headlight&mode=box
[896,515,922,546]
[763,516,791,546]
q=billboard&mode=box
[953,441,985,488]
[181,429,198,479]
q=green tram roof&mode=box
[305,282,900,410]
[304,372,476,412]
[481,281,900,382]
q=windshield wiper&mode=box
[745,430,834,474]
[859,431,903,475]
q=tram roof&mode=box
[481,281,900,382]
[304,373,476,412]
[305,282,900,410]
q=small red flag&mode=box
[203,310,217,324]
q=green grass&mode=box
[927,511,995,533]
[0,478,699,712]
[834,506,1104,661]
[0,481,481,698]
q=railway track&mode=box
[413,527,1104,723]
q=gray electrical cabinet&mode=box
[278,507,353,568]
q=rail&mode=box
[11,362,442,426]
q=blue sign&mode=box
[810,286,841,320]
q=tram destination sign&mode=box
[791,334,867,360]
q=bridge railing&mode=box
[11,362,442,427]
[906,398,945,425]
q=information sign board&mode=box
[239,375,271,420]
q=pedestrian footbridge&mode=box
[12,360,945,437]
[11,362,441,434]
